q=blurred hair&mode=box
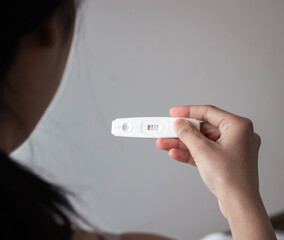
[0,0,76,81]
[0,1,79,240]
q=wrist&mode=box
[216,175,261,219]
[219,188,263,221]
[218,190,276,240]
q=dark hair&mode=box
[0,151,76,240]
[0,0,76,81]
[0,1,78,240]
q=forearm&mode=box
[221,191,276,240]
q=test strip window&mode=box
[147,124,161,131]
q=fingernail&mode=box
[174,119,186,130]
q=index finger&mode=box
[170,105,237,128]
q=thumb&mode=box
[174,119,212,158]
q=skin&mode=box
[156,105,276,240]
[0,4,170,240]
[0,3,275,240]
[0,9,74,153]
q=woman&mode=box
[0,0,276,239]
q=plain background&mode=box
[12,0,284,239]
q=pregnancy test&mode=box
[111,117,201,138]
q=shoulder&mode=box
[120,233,173,240]
[72,230,173,240]
[72,230,101,240]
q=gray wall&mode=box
[13,0,284,239]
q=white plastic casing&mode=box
[111,117,201,138]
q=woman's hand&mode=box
[157,105,260,208]
[156,105,276,240]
